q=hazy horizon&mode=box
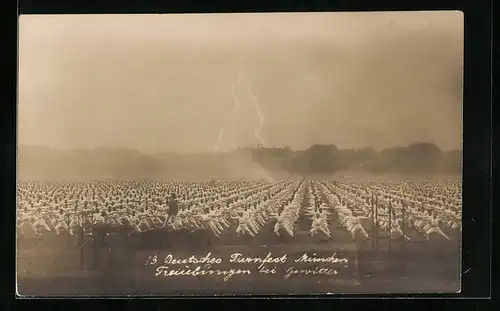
[17,141,462,155]
[18,12,464,154]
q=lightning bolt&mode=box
[212,84,240,153]
[246,83,266,147]
[212,128,225,153]
[230,84,240,121]
[212,56,245,153]
[212,51,268,151]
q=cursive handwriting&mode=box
[145,253,223,266]
[163,253,223,265]
[155,265,251,282]
[284,266,339,280]
[258,265,277,274]
[293,253,349,264]
[144,251,353,281]
[229,252,287,269]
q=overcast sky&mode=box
[18,12,463,153]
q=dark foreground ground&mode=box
[17,227,461,296]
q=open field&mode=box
[16,178,462,295]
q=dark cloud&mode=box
[18,12,463,153]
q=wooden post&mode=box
[79,215,84,270]
[371,193,375,248]
[375,196,379,250]
[401,201,406,251]
[67,214,73,248]
[388,201,392,253]
[93,234,97,269]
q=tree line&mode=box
[17,143,461,180]
[250,143,460,175]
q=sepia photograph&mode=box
[17,11,463,296]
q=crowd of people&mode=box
[319,180,462,241]
[16,179,462,244]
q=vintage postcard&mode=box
[17,11,463,296]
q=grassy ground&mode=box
[16,225,461,296]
